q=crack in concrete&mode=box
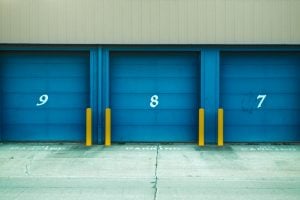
[25,164,29,176]
[153,144,159,200]
[25,160,31,176]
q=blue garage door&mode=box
[110,52,199,142]
[0,51,89,141]
[221,52,300,142]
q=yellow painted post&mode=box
[198,108,205,146]
[86,108,92,146]
[105,108,111,146]
[218,108,224,146]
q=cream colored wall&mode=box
[0,0,299,44]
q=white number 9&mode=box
[36,94,48,107]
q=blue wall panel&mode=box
[201,49,219,143]
[89,48,99,144]
[0,51,89,141]
[220,51,300,142]
[110,52,200,142]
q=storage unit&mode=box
[220,51,300,142]
[110,52,200,142]
[1,0,300,144]
[1,47,299,144]
[0,51,89,141]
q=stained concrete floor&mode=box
[0,143,299,200]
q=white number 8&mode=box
[150,95,159,108]
[36,94,49,107]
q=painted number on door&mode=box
[257,94,267,108]
[150,95,159,108]
[36,94,49,107]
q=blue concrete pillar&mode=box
[99,48,110,143]
[201,49,220,143]
[90,48,99,144]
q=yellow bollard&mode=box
[86,108,92,146]
[198,108,205,146]
[105,108,111,146]
[218,108,224,146]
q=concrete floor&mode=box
[0,143,299,200]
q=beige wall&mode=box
[0,0,300,44]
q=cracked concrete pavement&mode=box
[0,143,300,200]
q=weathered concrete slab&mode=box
[0,143,299,200]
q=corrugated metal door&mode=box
[0,51,89,141]
[110,52,199,142]
[221,52,300,142]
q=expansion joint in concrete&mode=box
[153,144,159,200]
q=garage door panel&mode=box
[2,125,85,141]
[1,64,48,77]
[47,66,88,77]
[225,126,300,142]
[111,78,198,93]
[223,65,300,78]
[221,51,300,142]
[3,78,48,92]
[225,110,300,125]
[111,93,198,109]
[0,51,89,141]
[112,109,197,125]
[1,63,87,78]
[2,125,46,141]
[222,78,300,94]
[111,52,199,142]
[0,51,87,62]
[112,64,197,78]
[2,94,39,108]
[3,78,88,93]
[112,126,197,142]
[1,52,88,76]
[221,52,300,65]
[3,93,88,108]
[111,52,198,64]
[48,79,88,92]
[222,94,300,110]
[3,109,85,124]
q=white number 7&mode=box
[257,94,267,108]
